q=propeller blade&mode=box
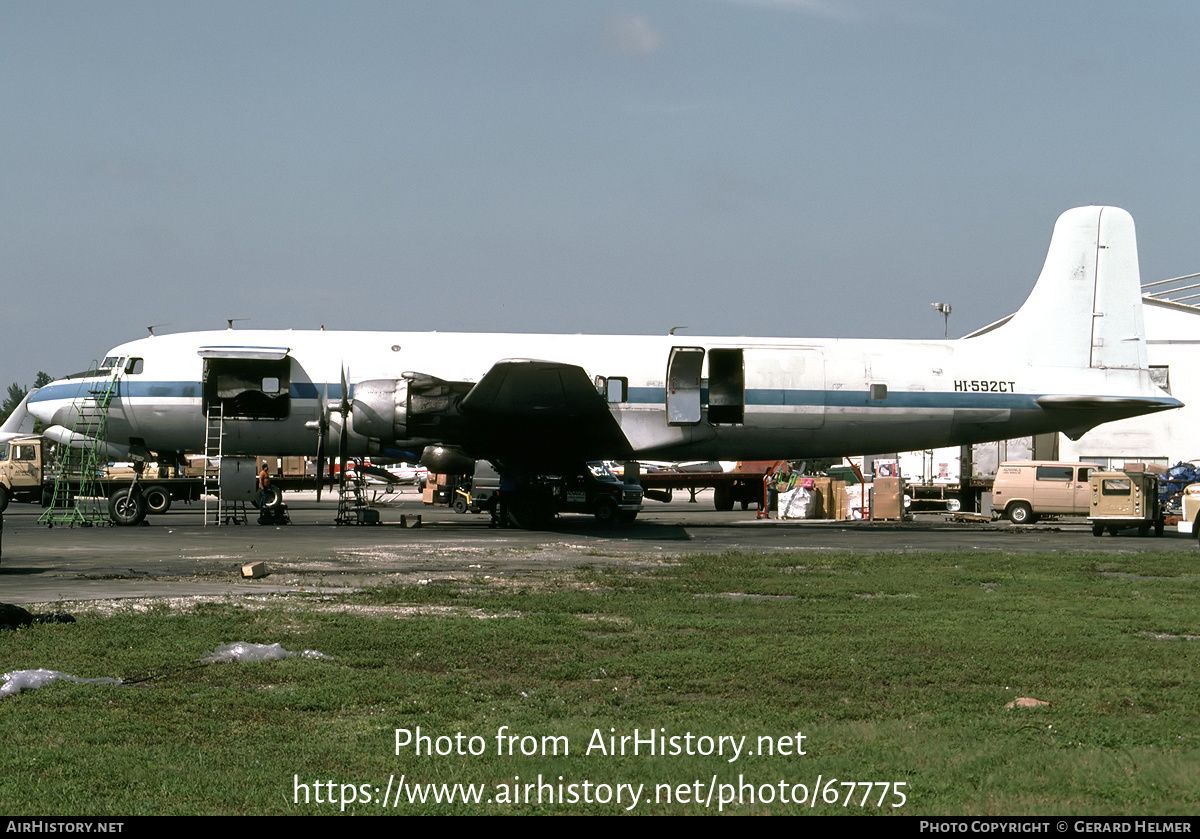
[338,414,349,493]
[316,438,326,502]
[339,364,350,417]
[315,379,330,501]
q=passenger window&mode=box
[1035,466,1073,482]
[1077,467,1090,481]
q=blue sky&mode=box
[3,1,1199,392]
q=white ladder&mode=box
[202,404,223,526]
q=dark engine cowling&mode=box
[419,444,477,474]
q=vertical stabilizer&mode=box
[0,390,37,442]
[995,206,1146,370]
[1091,208,1146,369]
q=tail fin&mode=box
[0,390,37,443]
[980,206,1147,370]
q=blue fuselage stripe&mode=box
[30,380,1049,411]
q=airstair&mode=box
[201,403,246,525]
[335,463,376,524]
[38,365,121,527]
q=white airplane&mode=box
[27,205,1181,519]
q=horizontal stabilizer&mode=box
[1036,394,1182,412]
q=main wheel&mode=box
[142,485,172,515]
[714,485,735,512]
[0,485,8,513]
[1092,523,1104,537]
[452,496,469,514]
[259,485,283,510]
[593,496,618,524]
[1007,502,1034,524]
[508,494,553,530]
[108,488,147,526]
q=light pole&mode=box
[931,302,951,338]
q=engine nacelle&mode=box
[420,444,477,475]
[351,379,410,440]
[352,374,472,443]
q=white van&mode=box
[991,461,1096,523]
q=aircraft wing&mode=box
[458,360,632,465]
[462,359,607,416]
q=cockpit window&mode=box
[126,358,144,375]
[101,356,121,370]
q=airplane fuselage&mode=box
[27,327,1174,465]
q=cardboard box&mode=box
[872,477,904,519]
[807,477,832,518]
[829,479,847,519]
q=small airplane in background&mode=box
[27,206,1181,525]
[337,460,428,489]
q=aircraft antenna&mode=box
[931,303,952,338]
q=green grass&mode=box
[1,551,1196,815]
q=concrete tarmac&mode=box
[1,488,1194,607]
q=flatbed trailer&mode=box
[634,461,777,511]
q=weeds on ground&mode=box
[0,551,1195,815]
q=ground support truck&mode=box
[1177,484,1200,546]
[1087,469,1165,537]
[0,436,321,526]
[428,461,643,527]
